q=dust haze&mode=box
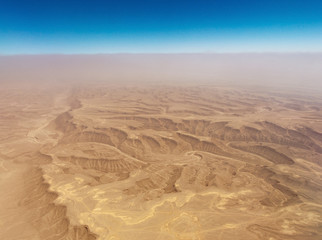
[0,54,322,240]
[1,53,322,90]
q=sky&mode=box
[1,0,322,54]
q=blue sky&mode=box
[1,0,322,54]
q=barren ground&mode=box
[0,83,321,240]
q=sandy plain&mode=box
[0,82,322,240]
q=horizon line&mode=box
[2,51,322,56]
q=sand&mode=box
[0,83,321,240]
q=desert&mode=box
[0,57,321,239]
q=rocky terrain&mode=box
[0,83,321,240]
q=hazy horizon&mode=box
[2,51,322,56]
[1,53,322,94]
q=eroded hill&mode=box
[0,84,321,240]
